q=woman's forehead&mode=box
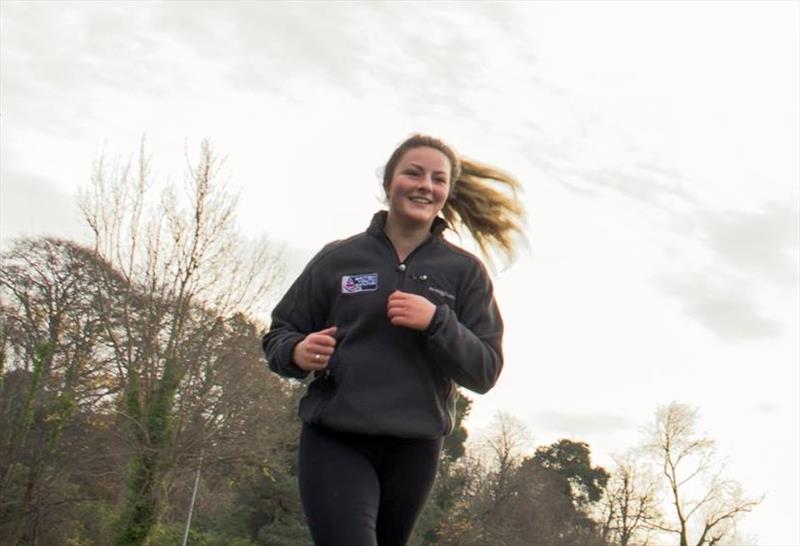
[398,147,451,171]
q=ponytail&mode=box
[442,157,524,261]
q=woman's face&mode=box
[386,146,452,229]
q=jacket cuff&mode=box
[424,304,448,337]
[280,334,310,379]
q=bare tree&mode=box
[484,412,530,507]
[645,403,761,546]
[599,450,661,546]
[434,412,530,546]
[79,139,283,546]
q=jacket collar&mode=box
[366,210,449,238]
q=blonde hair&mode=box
[383,134,524,260]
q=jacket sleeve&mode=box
[423,260,504,394]
[262,250,330,380]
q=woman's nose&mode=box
[417,174,433,191]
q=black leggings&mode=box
[298,423,443,546]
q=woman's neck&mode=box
[383,214,432,263]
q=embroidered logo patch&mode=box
[341,273,378,294]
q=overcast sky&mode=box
[1,1,798,544]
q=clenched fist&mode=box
[387,290,437,331]
[293,326,337,372]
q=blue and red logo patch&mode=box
[341,273,378,294]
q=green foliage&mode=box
[65,500,118,546]
[235,468,311,546]
[113,358,183,544]
[146,356,179,450]
[147,523,257,546]
[17,342,52,441]
[256,518,312,546]
[532,439,610,507]
[442,392,472,461]
[113,417,156,545]
[126,367,143,432]
[43,391,78,447]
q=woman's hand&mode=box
[293,326,337,372]
[387,290,437,331]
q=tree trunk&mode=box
[114,356,179,546]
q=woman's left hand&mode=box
[387,290,437,331]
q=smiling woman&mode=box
[384,147,452,250]
[261,133,525,546]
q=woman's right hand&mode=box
[293,326,338,372]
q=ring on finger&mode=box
[314,354,321,361]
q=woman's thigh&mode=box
[298,424,381,546]
[375,437,443,546]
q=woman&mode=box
[262,134,523,546]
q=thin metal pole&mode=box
[182,450,203,546]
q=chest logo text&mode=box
[428,286,456,301]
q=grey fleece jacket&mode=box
[261,211,504,439]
